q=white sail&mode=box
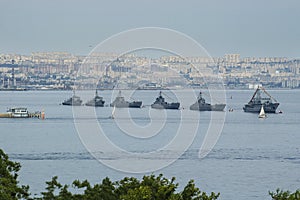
[111,106,116,119]
[258,105,266,118]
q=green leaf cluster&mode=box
[36,174,220,200]
[0,149,30,200]
[2,148,300,200]
[269,189,300,200]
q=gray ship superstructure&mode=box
[190,91,226,111]
[62,91,82,106]
[151,91,180,109]
[110,90,142,108]
[243,87,279,113]
[85,90,105,107]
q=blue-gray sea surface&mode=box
[0,89,299,199]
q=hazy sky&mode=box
[0,0,299,57]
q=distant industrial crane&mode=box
[0,59,18,89]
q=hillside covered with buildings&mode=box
[1,52,299,90]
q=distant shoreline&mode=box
[0,87,297,91]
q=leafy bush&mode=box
[0,149,219,200]
[269,189,300,200]
[36,174,220,200]
[3,148,299,200]
[0,149,30,200]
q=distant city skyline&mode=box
[1,51,300,90]
[1,0,299,58]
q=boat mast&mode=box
[260,87,278,102]
[249,87,260,102]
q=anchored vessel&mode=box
[243,87,279,113]
[6,107,29,118]
[190,91,226,111]
[85,90,105,107]
[62,91,82,106]
[110,91,142,108]
[0,107,44,119]
[151,91,180,109]
[137,83,166,90]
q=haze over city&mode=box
[2,1,300,200]
[1,0,299,57]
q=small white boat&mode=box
[258,106,266,118]
[0,107,45,119]
[7,107,29,118]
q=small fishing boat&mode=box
[6,107,29,118]
[0,107,45,119]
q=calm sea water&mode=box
[0,89,299,199]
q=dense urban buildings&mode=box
[0,52,299,90]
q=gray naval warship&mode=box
[190,91,226,111]
[110,90,142,108]
[151,91,180,109]
[243,86,279,113]
[62,90,83,106]
[85,90,105,107]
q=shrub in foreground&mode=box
[2,148,299,200]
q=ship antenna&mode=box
[201,91,224,104]
[260,87,278,102]
[161,91,176,101]
[199,91,202,98]
[130,96,138,101]
[249,87,259,102]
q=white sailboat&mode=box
[111,106,116,119]
[258,105,266,118]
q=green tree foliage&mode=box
[5,148,299,200]
[36,174,220,200]
[269,189,300,200]
[0,149,30,200]
[181,180,220,200]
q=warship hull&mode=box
[62,101,82,106]
[151,91,180,110]
[62,92,82,106]
[85,90,105,107]
[243,103,279,113]
[110,101,142,108]
[151,102,180,110]
[190,103,226,111]
[110,91,142,108]
[85,101,105,107]
[129,101,143,108]
[243,87,280,113]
